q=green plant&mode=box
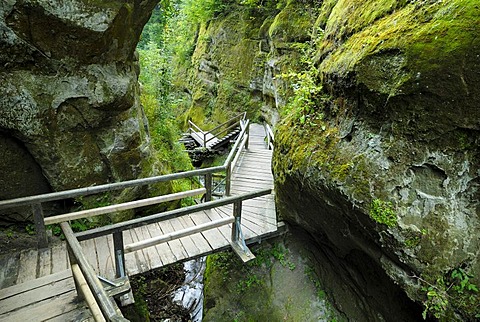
[25,224,35,235]
[369,199,397,228]
[417,268,480,320]
[5,228,14,239]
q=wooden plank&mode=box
[51,242,68,274]
[47,305,93,322]
[188,211,229,249]
[0,276,74,315]
[125,217,233,255]
[138,224,163,268]
[81,238,100,274]
[169,217,201,258]
[180,215,213,254]
[16,249,38,284]
[158,220,188,262]
[148,222,177,266]
[121,230,139,276]
[38,247,51,278]
[216,207,259,239]
[129,228,150,274]
[96,235,116,280]
[0,290,78,322]
[0,269,71,301]
[0,254,20,289]
[206,208,232,243]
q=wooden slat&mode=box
[0,269,71,301]
[121,230,139,275]
[137,225,163,268]
[0,275,74,314]
[169,217,201,258]
[51,242,69,274]
[16,249,38,284]
[180,215,213,254]
[129,228,150,274]
[97,235,116,280]
[0,254,20,289]
[38,247,51,277]
[148,222,177,266]
[0,290,79,322]
[158,220,188,262]
[81,238,100,274]
[188,211,229,249]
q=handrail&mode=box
[75,188,270,241]
[264,122,274,150]
[0,166,223,209]
[0,119,251,245]
[61,222,127,321]
[45,188,206,225]
[208,112,245,136]
[188,120,204,134]
[224,119,249,169]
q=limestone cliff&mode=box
[175,0,479,320]
[0,0,158,222]
[273,1,480,320]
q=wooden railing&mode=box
[0,118,255,321]
[264,122,274,150]
[188,112,246,148]
[0,119,250,248]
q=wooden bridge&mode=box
[0,121,279,321]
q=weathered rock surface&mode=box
[178,0,480,320]
[0,0,158,222]
[273,0,480,320]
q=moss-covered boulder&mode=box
[274,0,480,320]
[0,0,159,221]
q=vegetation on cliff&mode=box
[273,0,480,320]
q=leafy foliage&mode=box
[419,268,480,320]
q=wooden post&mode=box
[113,232,126,278]
[231,200,242,243]
[204,173,212,202]
[225,163,231,196]
[32,203,48,249]
[245,121,250,150]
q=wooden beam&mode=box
[60,223,127,321]
[32,203,48,249]
[124,217,234,253]
[71,263,106,322]
[45,188,206,225]
[75,189,272,241]
[0,167,223,210]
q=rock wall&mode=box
[273,0,480,320]
[0,0,158,222]
[178,0,480,320]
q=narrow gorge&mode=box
[1,0,479,321]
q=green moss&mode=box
[268,0,315,43]
[369,199,397,228]
[318,0,480,95]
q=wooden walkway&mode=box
[0,123,278,321]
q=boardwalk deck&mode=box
[0,123,279,321]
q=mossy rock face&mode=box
[172,2,318,128]
[0,0,160,221]
[274,0,480,320]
